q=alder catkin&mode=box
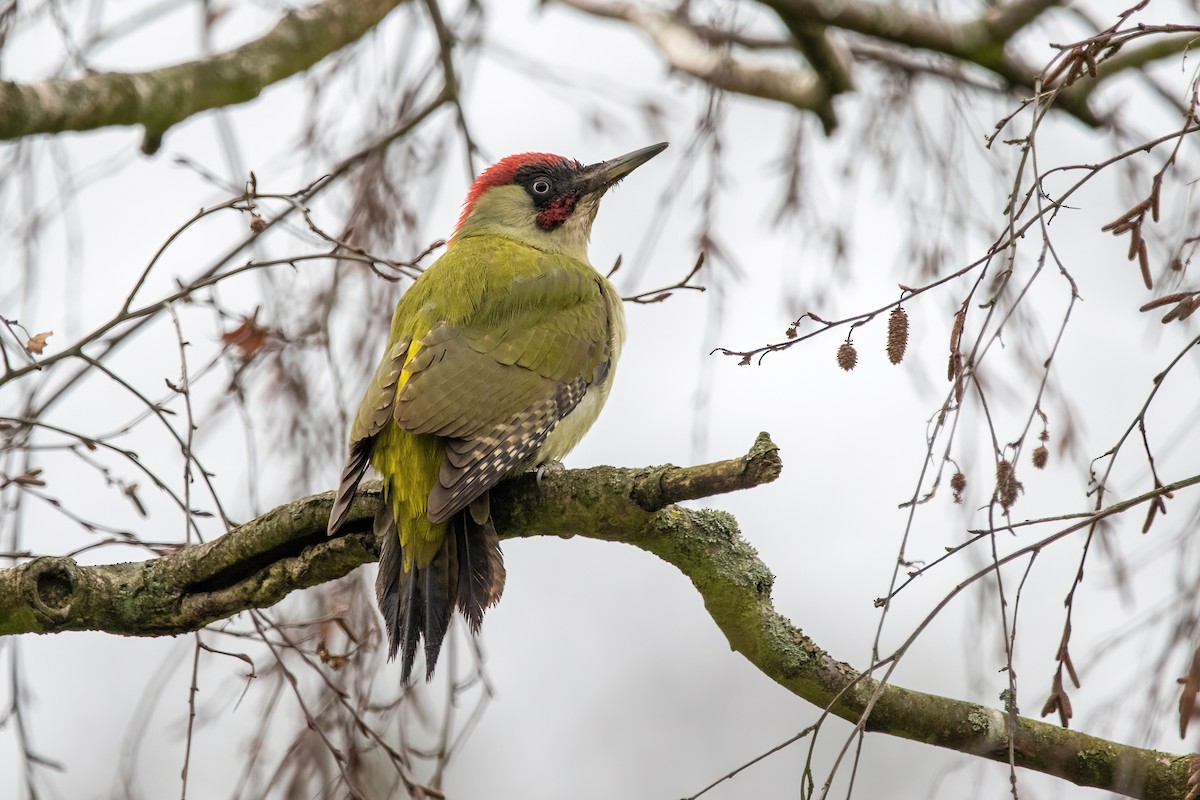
[950,471,967,504]
[949,309,965,353]
[995,460,1023,511]
[887,307,909,365]
[947,352,961,382]
[837,341,858,371]
[1032,445,1049,469]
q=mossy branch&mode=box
[0,432,783,637]
[0,431,1190,797]
[0,0,410,152]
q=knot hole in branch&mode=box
[27,558,79,622]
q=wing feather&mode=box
[327,336,411,536]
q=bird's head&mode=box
[451,143,668,261]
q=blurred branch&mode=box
[0,431,1194,797]
[0,0,412,153]
[558,0,1109,126]
[553,0,831,118]
[983,0,1062,42]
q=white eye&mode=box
[532,179,551,194]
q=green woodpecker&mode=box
[328,142,668,680]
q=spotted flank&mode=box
[428,377,588,523]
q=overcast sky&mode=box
[3,2,1200,799]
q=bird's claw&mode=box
[535,460,565,487]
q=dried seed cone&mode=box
[837,341,858,371]
[1032,445,1049,470]
[995,459,1023,511]
[950,471,967,504]
[887,307,909,364]
[947,352,962,382]
[949,309,965,353]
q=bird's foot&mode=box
[535,460,565,487]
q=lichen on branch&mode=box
[0,0,411,152]
[0,431,1189,798]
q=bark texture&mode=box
[0,432,1191,799]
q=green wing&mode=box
[394,245,614,523]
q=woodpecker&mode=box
[328,142,668,680]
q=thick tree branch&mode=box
[762,0,1101,125]
[553,0,831,119]
[559,0,1105,127]
[0,431,1190,797]
[983,0,1063,42]
[0,0,410,152]
[0,433,782,637]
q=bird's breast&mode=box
[533,271,625,466]
[536,378,612,465]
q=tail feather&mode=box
[456,493,507,634]
[375,507,423,680]
[421,529,457,678]
[375,501,506,681]
[374,511,404,661]
[398,573,422,681]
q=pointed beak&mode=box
[575,142,668,195]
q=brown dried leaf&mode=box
[25,331,52,354]
[221,309,268,359]
[317,640,349,671]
